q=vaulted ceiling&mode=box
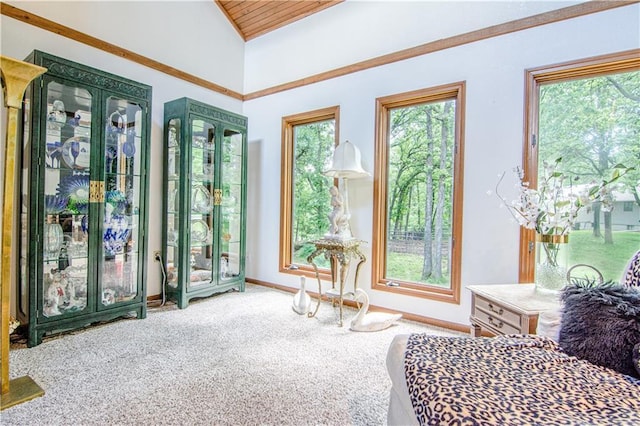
[215,0,344,41]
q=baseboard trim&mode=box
[245,277,471,335]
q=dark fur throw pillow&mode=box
[559,280,640,378]
[634,343,640,377]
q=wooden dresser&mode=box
[468,284,560,337]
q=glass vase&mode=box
[44,222,64,259]
[535,234,569,293]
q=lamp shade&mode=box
[324,140,370,179]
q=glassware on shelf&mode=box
[45,141,64,168]
[61,136,91,169]
[202,163,214,177]
[168,126,178,147]
[167,188,178,213]
[73,109,91,127]
[105,190,128,215]
[44,222,64,259]
[167,227,178,245]
[107,109,126,134]
[47,100,67,130]
[190,219,210,244]
[191,184,212,213]
[122,129,136,158]
[168,154,176,177]
[193,135,206,148]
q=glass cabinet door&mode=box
[220,128,244,281]
[188,119,215,290]
[38,79,93,319]
[166,119,181,289]
[100,97,143,307]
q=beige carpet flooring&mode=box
[3,283,461,425]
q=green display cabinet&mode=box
[163,98,247,308]
[18,51,152,346]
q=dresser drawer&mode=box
[474,295,523,333]
[474,307,522,334]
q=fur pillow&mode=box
[634,343,640,377]
[559,280,640,378]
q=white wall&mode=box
[2,1,639,328]
[1,1,244,314]
[243,4,640,327]
[244,0,581,93]
[3,0,245,93]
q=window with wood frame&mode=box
[372,83,465,304]
[520,50,640,283]
[280,106,339,277]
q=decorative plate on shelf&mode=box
[44,194,69,215]
[191,184,212,213]
[190,219,210,244]
[61,136,91,170]
[57,174,90,214]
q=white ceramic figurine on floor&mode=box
[292,276,311,315]
[350,288,402,332]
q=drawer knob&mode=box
[488,303,503,315]
[488,316,503,329]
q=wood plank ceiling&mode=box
[216,0,344,41]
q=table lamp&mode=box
[323,140,369,240]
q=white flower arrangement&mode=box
[496,157,632,237]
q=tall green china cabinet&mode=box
[163,98,247,308]
[18,51,152,346]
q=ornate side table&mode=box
[306,238,366,326]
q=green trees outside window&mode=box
[373,84,465,303]
[291,120,336,266]
[280,106,339,275]
[538,69,640,282]
[386,101,456,285]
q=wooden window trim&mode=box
[279,106,340,280]
[372,82,466,304]
[520,49,640,282]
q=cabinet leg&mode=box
[470,323,482,337]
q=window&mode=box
[280,106,339,277]
[373,83,465,303]
[522,50,640,282]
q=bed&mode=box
[387,333,640,425]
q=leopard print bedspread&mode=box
[404,334,640,425]
[623,250,640,288]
